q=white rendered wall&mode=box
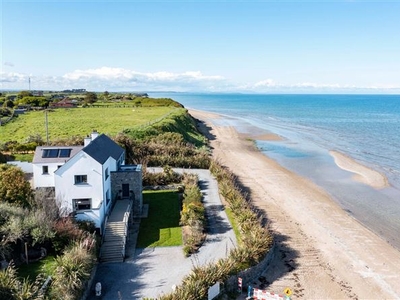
[33,162,62,188]
[55,152,103,215]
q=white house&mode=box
[32,131,142,234]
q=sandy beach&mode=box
[190,109,400,299]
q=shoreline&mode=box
[329,150,389,189]
[189,108,400,299]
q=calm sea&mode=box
[151,93,400,248]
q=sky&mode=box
[1,0,400,93]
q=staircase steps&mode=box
[100,221,126,263]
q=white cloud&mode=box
[61,67,225,90]
[254,79,277,87]
[0,72,27,83]
[1,68,399,94]
[4,62,15,67]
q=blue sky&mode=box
[1,0,400,93]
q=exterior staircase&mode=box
[99,199,132,263]
[100,221,126,262]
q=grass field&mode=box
[0,106,180,143]
[137,190,182,248]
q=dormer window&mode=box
[74,175,88,184]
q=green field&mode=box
[0,106,180,143]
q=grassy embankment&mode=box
[0,103,206,162]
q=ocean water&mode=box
[151,93,400,248]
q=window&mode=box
[105,167,109,180]
[106,189,110,205]
[74,175,88,184]
[73,198,91,211]
[59,149,72,157]
[42,166,49,174]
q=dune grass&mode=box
[137,190,182,248]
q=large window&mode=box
[42,166,49,174]
[73,198,91,211]
[74,175,88,184]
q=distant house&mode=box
[50,97,77,108]
[62,89,86,93]
[32,131,142,234]
[31,90,44,96]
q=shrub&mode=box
[180,173,205,255]
[49,238,96,300]
[51,218,88,254]
[0,261,45,300]
[0,165,33,207]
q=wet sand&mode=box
[190,109,400,299]
[330,150,389,189]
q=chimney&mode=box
[91,130,99,141]
[84,135,92,147]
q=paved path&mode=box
[88,169,237,299]
[108,199,131,222]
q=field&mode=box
[0,106,180,143]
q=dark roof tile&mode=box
[82,134,124,164]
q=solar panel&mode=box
[42,149,59,158]
[59,149,72,157]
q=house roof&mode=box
[33,146,83,164]
[82,134,124,164]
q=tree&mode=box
[103,91,109,101]
[84,92,97,104]
[0,165,32,207]
[3,100,14,108]
[17,91,32,100]
[17,96,48,107]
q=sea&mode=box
[151,93,400,249]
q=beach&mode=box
[190,109,400,299]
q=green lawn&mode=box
[0,106,179,143]
[17,254,57,281]
[137,190,182,248]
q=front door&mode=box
[122,184,130,198]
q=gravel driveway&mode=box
[88,169,237,299]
